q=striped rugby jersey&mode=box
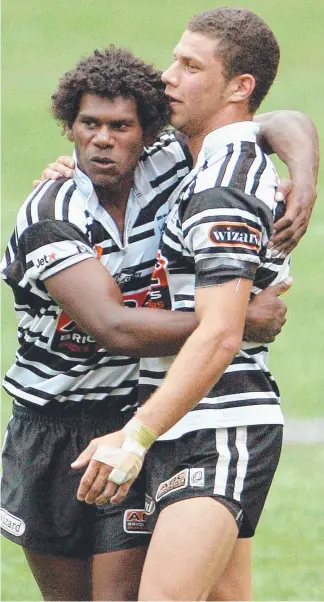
[139,122,289,439]
[1,131,190,410]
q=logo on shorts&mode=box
[0,508,26,537]
[123,509,151,534]
[189,468,205,487]
[156,469,189,502]
[145,494,155,515]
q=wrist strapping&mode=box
[122,417,158,451]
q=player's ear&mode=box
[65,125,74,142]
[227,74,255,104]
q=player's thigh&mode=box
[209,538,252,601]
[139,497,238,602]
[24,549,91,601]
[93,545,148,601]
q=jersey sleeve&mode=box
[2,219,96,299]
[181,186,273,287]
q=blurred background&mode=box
[2,0,323,599]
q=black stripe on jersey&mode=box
[36,178,73,221]
[3,376,54,402]
[207,369,275,398]
[62,184,76,220]
[255,266,281,289]
[196,259,257,287]
[174,294,194,303]
[25,181,51,226]
[4,233,17,266]
[243,345,267,355]
[227,142,257,191]
[196,397,279,411]
[215,144,234,186]
[149,161,189,189]
[250,154,267,195]
[181,187,273,235]
[129,229,155,244]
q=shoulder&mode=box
[16,178,88,237]
[141,128,192,170]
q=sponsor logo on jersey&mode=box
[156,469,189,501]
[209,221,261,251]
[123,509,151,534]
[189,468,205,487]
[52,311,99,358]
[34,251,57,268]
[0,508,26,537]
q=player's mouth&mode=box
[91,156,116,167]
[166,93,183,109]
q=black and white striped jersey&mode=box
[1,131,190,410]
[139,122,289,439]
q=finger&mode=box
[84,466,114,504]
[275,179,292,201]
[110,480,134,505]
[269,277,293,297]
[76,459,102,501]
[42,168,63,180]
[71,440,99,469]
[95,482,118,506]
[44,163,74,179]
[271,213,295,237]
[57,155,76,169]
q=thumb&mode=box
[71,440,99,469]
[275,178,292,202]
[270,276,293,297]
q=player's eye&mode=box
[186,63,199,73]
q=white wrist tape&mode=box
[123,417,158,449]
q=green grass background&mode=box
[1,0,323,600]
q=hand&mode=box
[269,178,317,255]
[244,278,293,343]
[33,156,76,188]
[71,430,135,505]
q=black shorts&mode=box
[144,424,283,538]
[0,402,150,557]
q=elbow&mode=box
[87,311,135,356]
[220,333,242,360]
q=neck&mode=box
[94,173,134,211]
[188,106,253,165]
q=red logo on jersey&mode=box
[145,251,171,309]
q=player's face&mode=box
[162,30,231,138]
[68,94,144,190]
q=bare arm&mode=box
[45,258,197,357]
[137,277,252,435]
[256,110,319,253]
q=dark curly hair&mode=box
[51,46,170,138]
[188,8,280,112]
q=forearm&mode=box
[90,305,197,357]
[256,110,319,183]
[137,323,240,436]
